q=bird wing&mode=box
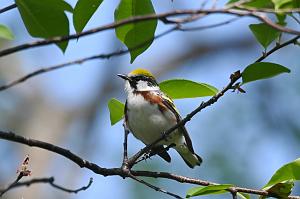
[160,93,195,153]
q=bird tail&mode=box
[175,145,202,168]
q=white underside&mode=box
[126,92,185,147]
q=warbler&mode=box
[118,68,202,168]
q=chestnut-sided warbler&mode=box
[118,69,202,168]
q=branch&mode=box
[0,4,16,14]
[122,123,182,199]
[126,71,241,167]
[0,177,93,196]
[126,34,300,167]
[128,173,183,199]
[0,33,300,199]
[0,34,299,198]
[0,7,299,57]
[1,131,300,198]
[0,18,239,92]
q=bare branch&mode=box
[122,123,130,168]
[0,18,240,92]
[129,173,183,199]
[0,7,299,58]
[49,177,93,194]
[0,4,16,14]
[0,34,299,199]
[0,177,93,196]
[126,34,300,168]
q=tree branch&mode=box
[128,173,183,199]
[1,131,300,199]
[0,18,239,92]
[0,177,93,196]
[0,4,16,14]
[126,33,300,168]
[0,32,299,198]
[0,7,299,58]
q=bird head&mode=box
[118,68,159,92]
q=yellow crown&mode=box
[128,68,155,78]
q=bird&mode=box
[118,68,202,168]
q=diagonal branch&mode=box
[0,34,299,199]
[0,7,299,58]
[1,131,300,198]
[126,34,300,167]
[0,3,16,14]
[0,18,239,93]
[128,173,183,199]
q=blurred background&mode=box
[0,0,300,198]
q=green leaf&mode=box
[15,0,71,52]
[272,0,292,9]
[242,62,290,84]
[0,24,14,40]
[263,181,294,198]
[159,79,218,99]
[237,193,250,199]
[73,0,103,33]
[263,158,300,190]
[227,0,273,8]
[108,98,125,125]
[114,0,157,63]
[249,23,280,49]
[186,184,233,198]
[276,13,286,26]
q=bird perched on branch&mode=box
[118,68,202,168]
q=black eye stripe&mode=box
[131,75,158,87]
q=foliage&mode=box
[242,62,290,84]
[186,184,233,198]
[108,79,217,125]
[0,24,14,40]
[73,0,104,33]
[114,0,157,63]
[1,0,300,198]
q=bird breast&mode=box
[126,92,179,145]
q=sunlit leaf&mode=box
[263,158,300,189]
[0,24,14,40]
[249,23,280,49]
[263,181,294,198]
[242,62,290,84]
[237,192,250,199]
[227,0,273,8]
[73,0,103,33]
[186,184,233,198]
[114,0,157,63]
[16,0,71,51]
[159,79,218,99]
[108,98,125,125]
[272,0,293,9]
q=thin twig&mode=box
[0,177,93,196]
[0,18,239,92]
[178,17,239,32]
[50,177,93,194]
[0,8,299,57]
[0,173,24,197]
[291,14,300,25]
[0,3,16,14]
[0,35,299,199]
[126,34,300,167]
[122,123,129,167]
[128,173,183,199]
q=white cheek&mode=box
[136,80,159,91]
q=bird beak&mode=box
[117,74,131,81]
